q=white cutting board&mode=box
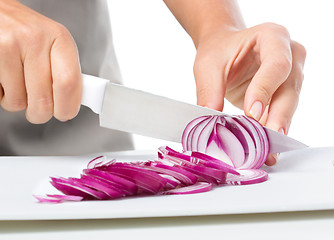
[0,147,333,220]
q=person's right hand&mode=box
[0,0,82,123]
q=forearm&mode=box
[163,0,246,47]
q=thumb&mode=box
[193,58,226,111]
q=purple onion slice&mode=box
[50,177,109,200]
[161,182,213,195]
[226,169,268,185]
[83,169,137,196]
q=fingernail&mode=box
[249,101,263,121]
[279,128,285,135]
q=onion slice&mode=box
[33,194,83,203]
[226,169,268,185]
[161,182,213,195]
[83,169,137,196]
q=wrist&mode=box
[192,23,241,49]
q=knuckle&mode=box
[292,41,307,61]
[260,22,290,37]
[26,97,53,124]
[0,33,18,52]
[0,24,45,52]
[52,23,72,40]
[55,71,80,93]
[1,98,27,112]
[19,26,42,43]
[34,96,54,112]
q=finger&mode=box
[264,41,306,166]
[0,45,26,112]
[194,54,226,111]
[244,24,293,121]
[265,153,279,166]
[50,26,82,122]
[24,43,53,124]
[265,41,306,134]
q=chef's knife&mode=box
[81,74,307,153]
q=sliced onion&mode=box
[159,174,180,189]
[100,163,167,194]
[36,115,270,204]
[161,182,213,195]
[83,169,137,196]
[226,169,268,185]
[87,156,116,169]
[50,177,109,200]
[33,195,63,203]
[142,162,198,185]
[190,151,239,175]
[159,146,239,175]
[77,175,124,198]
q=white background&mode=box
[107,0,334,150]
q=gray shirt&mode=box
[0,0,133,155]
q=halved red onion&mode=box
[182,115,270,170]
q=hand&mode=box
[193,23,306,165]
[0,0,82,123]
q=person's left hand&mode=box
[193,23,306,166]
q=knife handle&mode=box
[81,74,109,114]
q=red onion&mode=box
[35,115,270,203]
[182,115,270,169]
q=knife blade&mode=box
[81,74,307,153]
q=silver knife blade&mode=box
[82,74,307,153]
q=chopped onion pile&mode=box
[34,115,270,203]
